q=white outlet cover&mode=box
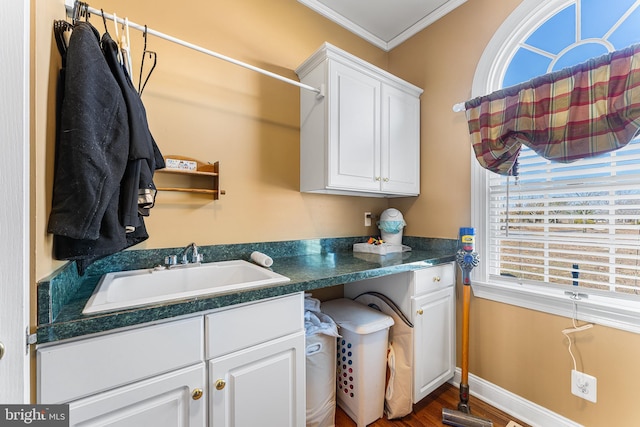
[364,212,372,227]
[571,369,597,403]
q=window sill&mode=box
[471,280,640,334]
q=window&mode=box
[470,0,640,333]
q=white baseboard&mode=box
[451,369,582,427]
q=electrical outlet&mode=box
[506,421,524,427]
[364,212,371,227]
[571,369,597,403]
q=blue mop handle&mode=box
[457,227,479,285]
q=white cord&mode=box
[561,301,593,371]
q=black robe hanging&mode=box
[48,22,164,275]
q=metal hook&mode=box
[138,25,157,95]
[72,2,90,24]
[143,25,148,51]
[100,9,108,34]
[71,1,80,24]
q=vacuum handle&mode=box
[457,227,479,285]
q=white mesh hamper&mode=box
[321,299,394,427]
[306,333,336,427]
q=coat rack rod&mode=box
[64,0,323,96]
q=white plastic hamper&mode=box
[321,298,394,427]
[306,332,337,427]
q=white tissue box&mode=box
[353,243,405,255]
[165,158,197,171]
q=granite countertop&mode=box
[37,236,457,345]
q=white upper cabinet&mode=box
[296,43,422,197]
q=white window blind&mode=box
[488,138,640,295]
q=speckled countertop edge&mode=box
[36,236,456,344]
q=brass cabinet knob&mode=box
[417,309,424,315]
[383,177,389,182]
[215,379,226,390]
[0,342,4,360]
[191,388,203,400]
[375,177,381,181]
[433,276,441,282]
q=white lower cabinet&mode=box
[37,293,305,427]
[208,334,305,427]
[68,363,206,427]
[205,293,305,427]
[344,263,456,404]
[412,286,455,402]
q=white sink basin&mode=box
[82,260,290,314]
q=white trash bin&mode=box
[377,208,406,246]
[321,298,394,427]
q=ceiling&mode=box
[298,0,468,51]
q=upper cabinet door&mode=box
[328,61,381,192]
[381,84,420,195]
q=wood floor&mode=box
[334,382,531,427]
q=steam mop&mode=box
[442,228,493,427]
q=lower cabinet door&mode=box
[209,332,305,427]
[68,363,206,427]
[412,286,456,403]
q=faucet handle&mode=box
[164,255,178,266]
[194,253,204,263]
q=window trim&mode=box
[469,0,640,334]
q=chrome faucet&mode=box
[165,243,203,268]
[180,242,203,264]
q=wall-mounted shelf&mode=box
[155,155,225,200]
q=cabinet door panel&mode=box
[381,85,420,195]
[328,61,381,191]
[69,363,206,427]
[209,333,305,427]
[412,286,455,403]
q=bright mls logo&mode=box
[0,405,68,426]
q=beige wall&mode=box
[33,0,639,424]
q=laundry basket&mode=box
[305,295,339,427]
[306,333,337,427]
[321,298,394,427]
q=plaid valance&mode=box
[465,43,640,176]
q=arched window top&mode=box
[472,0,640,95]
